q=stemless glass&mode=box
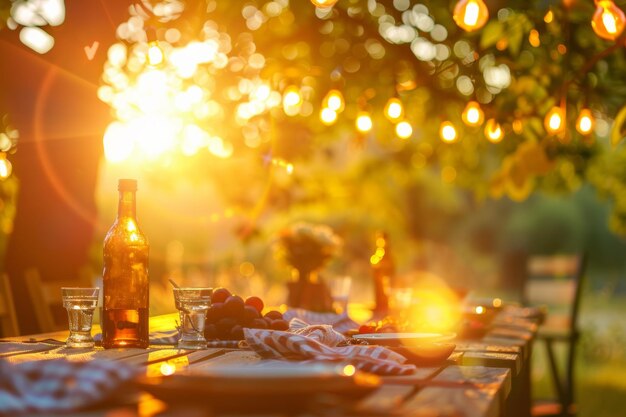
[61,287,99,348]
[173,287,212,350]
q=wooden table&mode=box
[0,306,538,417]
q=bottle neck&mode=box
[117,190,137,219]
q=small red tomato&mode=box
[358,324,377,334]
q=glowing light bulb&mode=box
[576,109,595,135]
[544,106,566,135]
[283,86,302,107]
[320,107,338,125]
[395,121,413,139]
[0,153,12,179]
[484,119,503,143]
[356,112,373,133]
[453,0,489,32]
[461,101,484,127]
[311,0,338,7]
[439,121,458,143]
[592,1,626,40]
[324,89,345,112]
[147,42,164,66]
[384,98,404,122]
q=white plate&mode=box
[353,332,456,346]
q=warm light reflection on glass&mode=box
[0,153,12,179]
[147,42,164,66]
[384,98,404,122]
[356,112,373,133]
[544,106,566,135]
[592,0,626,40]
[461,101,484,127]
[484,119,503,143]
[576,109,595,135]
[311,0,339,7]
[395,121,413,139]
[439,121,458,143]
[320,107,338,125]
[324,89,345,112]
[453,0,489,32]
[283,86,302,107]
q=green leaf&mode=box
[480,21,504,50]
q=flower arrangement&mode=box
[277,222,342,279]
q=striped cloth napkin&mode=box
[0,359,137,415]
[243,325,416,376]
[283,309,360,334]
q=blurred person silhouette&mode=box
[0,0,132,334]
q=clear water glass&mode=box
[61,287,99,348]
[173,287,212,350]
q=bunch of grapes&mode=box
[204,287,288,340]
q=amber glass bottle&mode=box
[102,179,149,348]
[370,231,395,314]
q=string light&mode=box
[395,121,413,139]
[0,153,12,179]
[384,98,404,122]
[484,119,503,143]
[461,101,484,127]
[576,109,595,135]
[544,10,554,23]
[283,86,302,107]
[439,121,458,143]
[453,0,489,32]
[544,106,566,135]
[320,107,338,125]
[324,89,345,112]
[356,112,373,133]
[147,41,164,66]
[592,0,626,40]
[310,0,338,7]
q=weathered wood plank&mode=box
[403,386,500,417]
[433,365,511,404]
[482,336,529,360]
[5,346,166,364]
[381,367,442,385]
[455,342,521,355]
[461,352,522,375]
[187,349,263,371]
[488,327,534,341]
[0,341,62,357]
[356,385,415,414]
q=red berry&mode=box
[270,319,289,331]
[244,296,264,313]
[251,318,268,329]
[223,295,245,317]
[206,303,225,323]
[230,325,245,340]
[212,287,232,304]
[216,317,237,339]
[264,310,283,320]
[242,305,261,323]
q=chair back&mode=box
[0,273,19,337]
[24,268,93,333]
[524,254,586,332]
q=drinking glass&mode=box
[173,287,212,350]
[329,276,352,315]
[61,287,99,348]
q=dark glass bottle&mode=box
[371,231,395,314]
[102,179,149,348]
